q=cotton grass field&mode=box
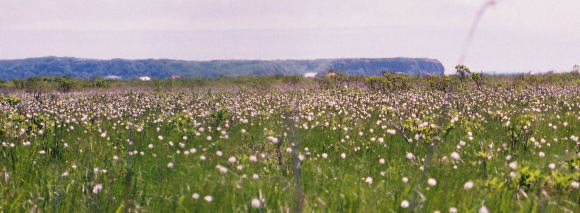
[1,84,580,212]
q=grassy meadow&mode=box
[1,74,580,212]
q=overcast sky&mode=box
[1,0,579,73]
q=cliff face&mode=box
[0,57,444,80]
[328,58,444,76]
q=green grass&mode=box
[0,87,579,212]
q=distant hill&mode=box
[0,57,444,80]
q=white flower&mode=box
[402,177,409,183]
[249,155,258,162]
[340,153,346,159]
[61,172,69,177]
[365,177,373,184]
[572,181,579,189]
[464,181,474,190]
[387,129,396,135]
[39,150,46,155]
[157,135,163,140]
[216,165,228,174]
[228,156,237,164]
[406,152,414,160]
[379,158,386,164]
[204,195,213,202]
[401,200,409,208]
[251,198,262,208]
[216,151,223,156]
[510,171,517,178]
[148,144,154,149]
[92,184,103,194]
[321,153,328,159]
[479,205,489,213]
[267,136,279,144]
[428,178,437,186]
[192,193,200,199]
[167,162,174,168]
[113,155,119,161]
[449,207,458,213]
[548,163,556,169]
[538,152,545,158]
[509,161,518,170]
[450,152,460,160]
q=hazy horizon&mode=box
[1,0,579,74]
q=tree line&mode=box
[0,66,579,93]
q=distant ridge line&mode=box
[0,57,445,80]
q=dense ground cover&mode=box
[1,84,579,212]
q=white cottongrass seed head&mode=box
[464,181,474,190]
[428,178,437,186]
[251,198,262,208]
[479,205,489,213]
[401,200,409,208]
